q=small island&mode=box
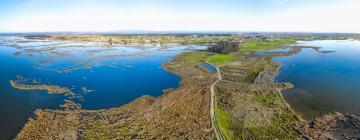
[11,34,360,140]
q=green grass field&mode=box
[215,98,233,140]
[241,39,296,51]
[170,51,214,68]
[242,67,263,83]
[171,51,235,67]
[207,54,235,65]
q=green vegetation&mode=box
[241,39,296,51]
[82,119,161,139]
[15,34,360,140]
[170,51,214,68]
[242,67,264,84]
[51,35,235,45]
[232,116,298,140]
[216,89,300,140]
[252,91,282,108]
[208,41,240,54]
[221,90,299,140]
[171,51,234,68]
[261,56,273,65]
[242,67,263,83]
[207,54,235,65]
[213,46,300,139]
[245,91,299,139]
[82,121,118,140]
[175,51,211,63]
[215,99,233,140]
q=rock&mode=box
[298,112,360,140]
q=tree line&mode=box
[207,41,240,54]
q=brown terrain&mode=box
[296,112,360,140]
[13,37,360,140]
[211,48,360,139]
[15,56,217,139]
[213,53,301,139]
[10,80,75,97]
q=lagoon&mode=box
[274,40,360,120]
[0,36,206,139]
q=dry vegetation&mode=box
[10,77,75,97]
[295,112,360,139]
[16,53,217,139]
[214,55,301,139]
[14,36,360,140]
[44,35,235,45]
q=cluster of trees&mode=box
[207,41,240,54]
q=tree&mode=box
[208,41,239,54]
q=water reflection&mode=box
[0,36,206,139]
[274,40,360,119]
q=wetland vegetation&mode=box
[10,76,75,97]
[1,0,360,139]
[1,33,360,140]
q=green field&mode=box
[241,39,296,51]
[169,51,213,68]
[171,51,235,68]
[215,96,233,140]
[207,54,235,65]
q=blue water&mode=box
[274,40,360,119]
[200,63,217,73]
[0,36,207,139]
[256,47,292,55]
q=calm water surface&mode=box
[200,63,217,73]
[0,36,206,139]
[274,40,360,120]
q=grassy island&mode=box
[10,79,74,96]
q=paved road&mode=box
[210,64,225,140]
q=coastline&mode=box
[255,45,313,123]
[267,43,360,139]
[10,80,75,97]
[271,61,306,122]
[209,42,348,139]
[12,39,360,139]
[277,89,305,122]
[267,43,338,122]
[15,50,217,139]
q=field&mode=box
[13,35,357,139]
[241,39,296,51]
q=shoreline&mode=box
[30,35,224,46]
[10,80,75,96]
[267,43,338,121]
[12,39,360,139]
[15,50,216,139]
[257,45,317,123]
[277,89,306,122]
[209,41,350,139]
[268,43,360,139]
[270,61,306,122]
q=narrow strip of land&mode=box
[10,80,74,96]
[210,64,224,140]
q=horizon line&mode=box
[0,30,359,34]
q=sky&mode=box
[0,0,359,33]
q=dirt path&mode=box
[210,64,224,140]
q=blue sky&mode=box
[0,0,359,33]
